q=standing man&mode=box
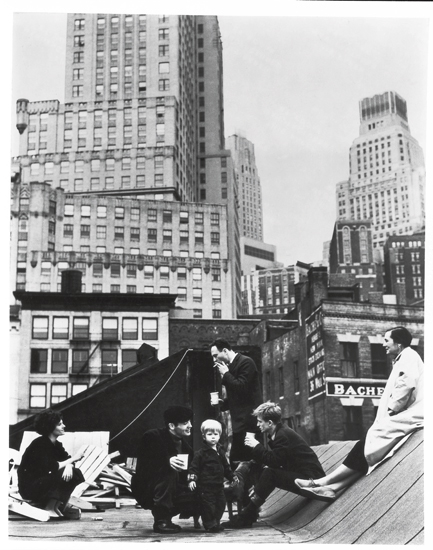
[130,406,197,534]
[210,338,263,466]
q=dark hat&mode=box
[164,406,193,425]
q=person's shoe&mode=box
[62,504,81,520]
[294,479,336,502]
[206,525,220,533]
[153,520,182,533]
[220,513,255,529]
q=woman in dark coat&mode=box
[18,410,85,517]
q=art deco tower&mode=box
[336,91,425,256]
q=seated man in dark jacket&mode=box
[222,401,329,529]
[131,406,197,533]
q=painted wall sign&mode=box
[326,380,386,398]
[306,307,325,399]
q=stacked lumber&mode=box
[74,453,137,510]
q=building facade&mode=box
[241,263,309,316]
[11,181,233,319]
[328,220,378,302]
[12,13,241,317]
[226,134,263,241]
[336,91,425,254]
[11,289,176,424]
[383,231,425,306]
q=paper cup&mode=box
[177,454,188,470]
[210,392,219,405]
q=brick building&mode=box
[383,231,425,305]
[249,267,424,445]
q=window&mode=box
[160,266,169,280]
[50,350,68,374]
[127,264,136,278]
[53,317,69,339]
[212,289,221,305]
[159,28,169,40]
[73,317,89,339]
[163,229,172,243]
[50,384,67,406]
[162,209,172,223]
[72,350,89,373]
[32,317,48,339]
[195,231,204,244]
[101,350,118,374]
[212,309,222,319]
[177,287,187,301]
[97,206,107,218]
[81,205,91,218]
[193,288,202,302]
[142,318,158,340]
[102,318,118,341]
[211,232,220,244]
[115,207,124,219]
[111,264,121,278]
[195,212,204,225]
[148,228,157,242]
[211,268,221,282]
[192,268,202,281]
[122,350,137,371]
[130,227,140,242]
[144,265,154,279]
[159,79,169,91]
[122,318,138,340]
[131,207,140,222]
[81,224,90,238]
[114,226,124,240]
[30,349,48,373]
[371,344,389,379]
[144,286,154,294]
[340,343,358,377]
[30,384,46,408]
[148,209,157,222]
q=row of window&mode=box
[63,225,221,244]
[32,316,158,341]
[29,382,88,409]
[30,348,138,375]
[63,204,220,225]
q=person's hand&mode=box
[169,456,185,472]
[188,480,196,491]
[62,463,73,481]
[215,362,229,376]
[244,434,259,448]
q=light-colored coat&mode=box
[364,346,424,467]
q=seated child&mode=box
[188,419,236,532]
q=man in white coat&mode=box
[294,326,424,501]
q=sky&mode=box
[7,2,432,267]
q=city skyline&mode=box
[9,7,430,266]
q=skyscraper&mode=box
[12,13,241,317]
[227,134,263,241]
[336,91,425,256]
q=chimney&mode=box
[61,269,83,294]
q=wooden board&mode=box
[9,499,50,522]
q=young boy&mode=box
[188,419,235,532]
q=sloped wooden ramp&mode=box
[260,429,424,544]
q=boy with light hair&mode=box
[188,419,236,532]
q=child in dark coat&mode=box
[188,419,236,532]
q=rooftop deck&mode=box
[9,431,424,545]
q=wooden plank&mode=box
[111,464,132,484]
[9,499,50,522]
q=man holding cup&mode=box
[131,406,197,533]
[210,338,263,466]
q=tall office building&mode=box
[12,14,241,317]
[227,134,263,240]
[336,91,425,256]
